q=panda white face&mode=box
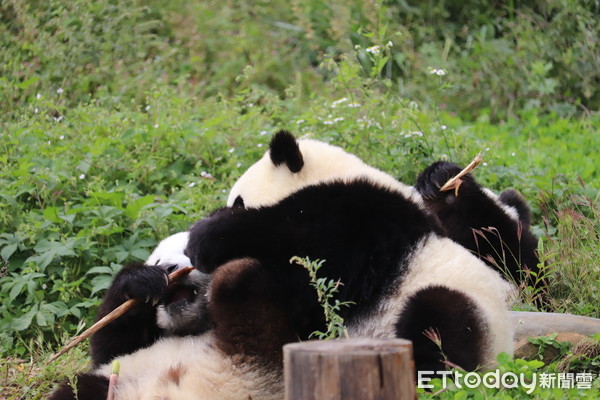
[146,232,212,336]
[146,231,192,271]
[227,130,421,209]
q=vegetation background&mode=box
[0,0,598,398]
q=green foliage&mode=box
[418,352,599,399]
[290,256,352,340]
[528,334,572,362]
[2,0,597,122]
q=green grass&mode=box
[0,0,598,398]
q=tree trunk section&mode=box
[284,338,415,400]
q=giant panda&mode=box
[49,233,291,400]
[414,161,539,289]
[185,130,517,376]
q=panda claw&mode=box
[152,298,160,307]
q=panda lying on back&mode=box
[187,130,521,373]
[50,233,292,400]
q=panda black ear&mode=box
[269,130,304,173]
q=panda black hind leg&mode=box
[395,285,488,374]
[208,257,298,366]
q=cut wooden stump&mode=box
[284,338,415,400]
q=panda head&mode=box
[146,232,212,336]
[228,130,419,209]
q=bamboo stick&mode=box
[439,154,483,196]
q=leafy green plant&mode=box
[290,256,353,340]
[528,334,572,362]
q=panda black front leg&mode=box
[90,262,168,366]
[186,207,279,274]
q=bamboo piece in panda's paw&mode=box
[439,154,483,196]
[47,267,195,364]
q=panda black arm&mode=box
[186,207,281,274]
[90,262,167,367]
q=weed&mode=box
[290,256,352,340]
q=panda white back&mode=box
[228,135,422,209]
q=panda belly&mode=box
[347,234,514,368]
[94,333,283,400]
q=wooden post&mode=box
[284,338,415,400]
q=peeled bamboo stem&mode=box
[439,154,483,194]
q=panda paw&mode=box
[416,161,474,201]
[108,262,169,305]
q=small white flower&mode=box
[331,98,348,108]
[55,116,63,122]
[188,182,196,188]
[257,143,263,148]
[200,171,214,179]
[79,174,86,179]
[428,67,447,76]
[296,119,305,124]
[511,152,516,156]
[36,93,41,100]
[259,130,268,136]
[154,124,159,128]
[387,41,393,47]
[333,117,345,123]
[440,154,449,161]
[483,162,488,166]
[485,147,490,151]
[47,140,51,145]
[347,102,361,108]
[323,120,334,125]
[236,162,242,168]
[228,148,235,153]
[34,108,39,114]
[145,105,151,111]
[366,45,381,54]
[248,103,254,107]
[59,135,65,140]
[57,88,64,94]
[403,131,423,138]
[441,125,447,130]
[42,284,47,290]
